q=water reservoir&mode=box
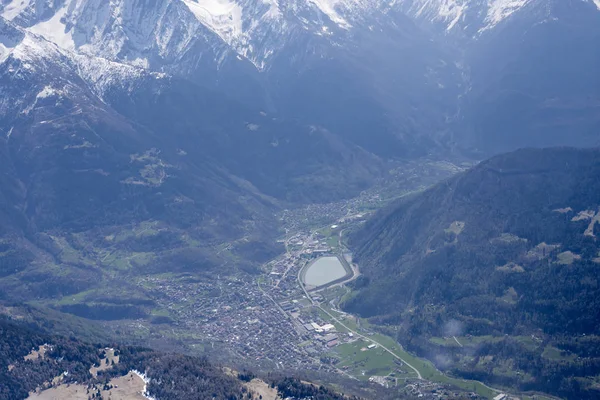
[302,256,348,287]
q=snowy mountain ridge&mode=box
[394,0,600,33]
[0,0,463,155]
[0,0,597,156]
[0,16,163,139]
[5,0,596,76]
[0,0,383,72]
[395,0,534,31]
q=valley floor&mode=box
[6,158,552,399]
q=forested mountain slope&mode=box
[345,147,600,398]
[0,315,360,400]
[0,315,245,399]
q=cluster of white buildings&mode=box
[310,322,336,333]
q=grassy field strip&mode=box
[317,305,423,379]
[366,326,501,398]
[318,306,504,398]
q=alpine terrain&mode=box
[0,0,599,399]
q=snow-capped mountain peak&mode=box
[0,0,379,72]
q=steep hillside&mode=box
[345,147,600,398]
[0,315,361,400]
[0,315,244,400]
[397,0,600,153]
[462,0,600,153]
[0,0,463,157]
[0,27,279,305]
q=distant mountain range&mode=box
[345,147,600,398]
[2,0,598,156]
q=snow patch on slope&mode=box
[0,24,157,104]
[132,370,157,400]
[259,0,282,19]
[400,0,471,31]
[74,53,159,98]
[12,33,59,67]
[1,0,32,21]
[484,0,531,29]
[0,43,10,63]
[397,0,534,33]
[182,0,244,44]
[29,6,75,50]
[414,0,467,31]
[307,0,352,28]
[37,86,63,99]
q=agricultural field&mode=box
[332,339,416,383]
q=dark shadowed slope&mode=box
[345,147,600,398]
